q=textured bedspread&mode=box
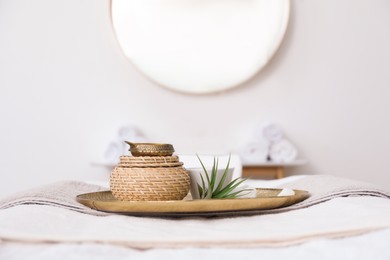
[0,175,390,249]
[1,175,389,216]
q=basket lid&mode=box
[125,142,175,157]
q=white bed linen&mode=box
[1,228,390,260]
[1,196,389,247]
[1,176,390,259]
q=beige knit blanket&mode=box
[0,181,109,216]
[1,175,390,248]
[1,175,389,216]
[269,174,390,213]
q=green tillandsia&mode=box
[196,154,251,199]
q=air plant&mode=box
[196,154,250,199]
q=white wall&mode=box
[0,0,389,197]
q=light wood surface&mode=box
[242,160,306,179]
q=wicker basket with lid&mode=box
[110,143,190,201]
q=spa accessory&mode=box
[238,122,299,164]
[125,141,174,157]
[76,188,309,217]
[188,155,250,199]
[104,125,146,165]
[261,123,284,143]
[238,139,270,164]
[110,142,190,201]
[269,139,298,163]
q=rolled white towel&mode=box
[260,123,284,143]
[238,139,269,164]
[117,125,147,156]
[269,139,298,163]
[104,125,146,164]
[104,142,122,165]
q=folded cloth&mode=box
[0,181,108,216]
[269,139,298,163]
[0,175,389,216]
[259,123,284,143]
[238,139,269,164]
[267,175,390,214]
[1,175,390,248]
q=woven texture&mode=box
[118,156,182,168]
[127,143,174,157]
[117,162,183,168]
[110,166,190,201]
[119,155,179,163]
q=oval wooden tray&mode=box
[76,188,309,217]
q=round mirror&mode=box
[111,0,290,94]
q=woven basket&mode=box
[118,155,181,166]
[119,155,179,162]
[117,162,183,168]
[110,166,190,201]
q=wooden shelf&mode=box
[242,160,306,179]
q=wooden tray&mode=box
[76,188,309,217]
